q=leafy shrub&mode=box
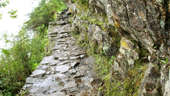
[26,0,66,31]
[0,0,66,95]
[0,28,48,95]
[0,0,9,8]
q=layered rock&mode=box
[63,0,170,96]
[22,10,98,96]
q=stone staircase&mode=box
[23,10,98,96]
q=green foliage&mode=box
[72,0,88,5]
[0,28,48,95]
[80,15,108,30]
[95,55,114,76]
[78,0,89,5]
[8,9,17,19]
[0,0,9,8]
[16,90,28,96]
[71,7,145,95]
[0,0,9,20]
[26,0,66,31]
[0,0,66,95]
[0,14,2,19]
[72,0,89,11]
[160,58,169,64]
[96,60,146,96]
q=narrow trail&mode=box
[23,11,98,96]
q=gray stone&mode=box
[139,63,161,96]
[56,65,70,73]
[40,56,53,65]
[64,80,77,89]
[31,70,46,77]
[23,9,97,96]
[49,92,65,96]
[25,77,44,84]
[164,69,170,96]
[70,61,79,67]
[37,65,49,70]
[70,56,80,60]
[40,56,58,65]
[69,69,77,74]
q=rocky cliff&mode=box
[23,0,170,96]
[64,0,170,96]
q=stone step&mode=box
[22,11,97,96]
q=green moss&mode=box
[79,13,108,30]
[16,90,28,96]
[106,60,147,96]
[73,0,89,11]
[70,2,146,95]
[72,28,145,96]
[95,55,114,76]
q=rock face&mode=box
[23,10,98,96]
[23,0,170,95]
[63,0,170,96]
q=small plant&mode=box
[160,58,169,64]
[0,0,66,95]
[8,9,17,19]
[0,0,9,8]
[16,90,28,96]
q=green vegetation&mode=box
[70,1,147,95]
[8,9,17,19]
[0,0,9,20]
[0,28,47,96]
[73,23,146,96]
[0,0,150,95]
[103,61,147,96]
[26,0,66,31]
[72,0,88,6]
[0,0,66,95]
[160,58,169,64]
[72,0,89,12]
[73,32,146,95]
[0,0,9,8]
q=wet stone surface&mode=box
[23,11,97,96]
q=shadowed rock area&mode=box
[23,10,98,96]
